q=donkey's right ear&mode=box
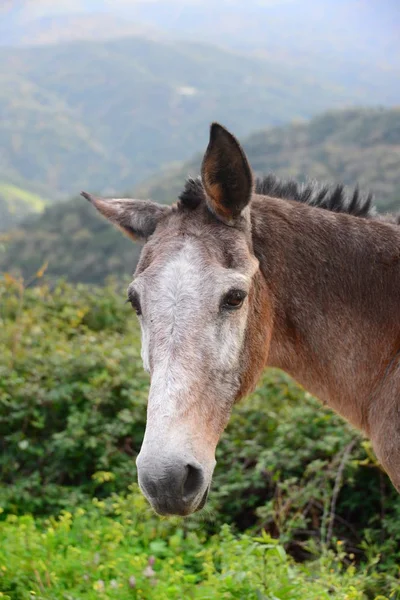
[81,193,171,241]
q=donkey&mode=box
[81,123,400,516]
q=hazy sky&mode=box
[2,0,398,60]
[1,0,296,16]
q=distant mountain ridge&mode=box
[1,107,399,285]
[0,13,157,47]
[136,107,400,211]
[2,1,399,71]
[2,33,398,233]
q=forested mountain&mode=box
[1,107,399,285]
[0,32,399,226]
[1,0,399,231]
[137,107,400,210]
[0,197,141,285]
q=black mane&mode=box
[179,174,376,219]
[255,174,375,219]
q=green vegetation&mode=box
[0,276,399,597]
[0,495,380,599]
[1,107,399,285]
[0,36,398,206]
[0,183,48,232]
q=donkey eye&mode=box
[128,293,142,316]
[221,289,247,311]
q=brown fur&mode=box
[235,270,272,400]
[249,195,400,491]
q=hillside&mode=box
[1,33,399,225]
[2,1,399,75]
[137,107,400,210]
[0,197,140,285]
[0,182,49,232]
[1,107,399,285]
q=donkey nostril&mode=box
[183,463,204,499]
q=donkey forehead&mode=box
[132,236,257,297]
[136,202,255,267]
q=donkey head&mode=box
[82,124,271,516]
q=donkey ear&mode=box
[81,192,171,241]
[201,123,253,225]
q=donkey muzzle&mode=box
[136,453,208,516]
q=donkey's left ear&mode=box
[81,193,171,241]
[201,123,253,225]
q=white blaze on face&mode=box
[132,238,254,452]
[140,240,204,405]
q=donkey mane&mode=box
[255,174,375,219]
[179,174,377,219]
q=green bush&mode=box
[0,277,148,515]
[0,277,400,596]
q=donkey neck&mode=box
[251,195,400,432]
